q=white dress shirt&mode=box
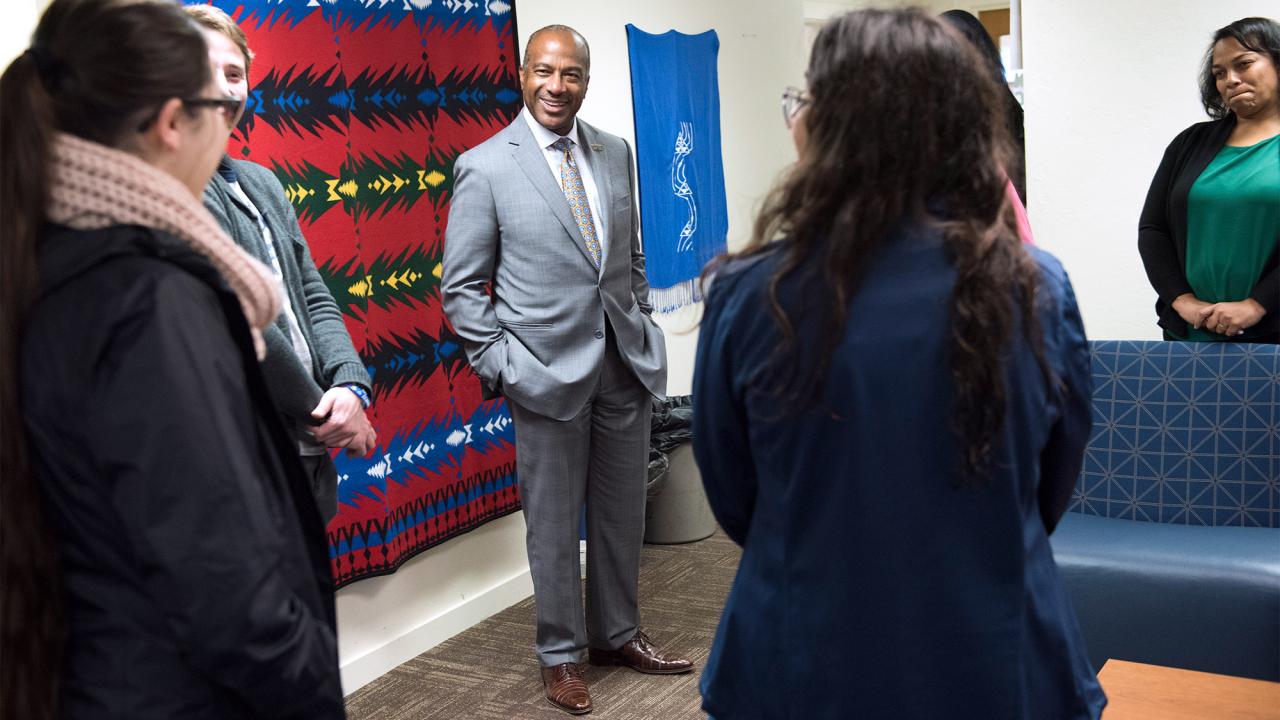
[521,107,607,267]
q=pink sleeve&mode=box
[1005,179,1034,244]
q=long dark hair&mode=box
[0,1,209,717]
[715,8,1045,482]
[1200,16,1280,119]
[939,9,1026,204]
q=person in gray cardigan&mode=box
[189,5,376,520]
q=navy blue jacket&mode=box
[692,227,1105,719]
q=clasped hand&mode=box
[1173,294,1266,337]
[310,387,378,457]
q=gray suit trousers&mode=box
[508,334,651,666]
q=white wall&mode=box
[336,513,532,692]
[1022,0,1276,340]
[0,0,45,66]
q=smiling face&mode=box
[1212,36,1279,120]
[519,29,589,135]
[202,27,248,128]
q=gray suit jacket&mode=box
[204,159,370,434]
[442,117,666,421]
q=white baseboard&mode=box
[339,568,534,694]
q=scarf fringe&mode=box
[650,279,703,314]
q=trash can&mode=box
[645,448,670,503]
[644,396,716,544]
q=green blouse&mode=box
[1184,133,1280,341]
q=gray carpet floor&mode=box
[344,530,739,720]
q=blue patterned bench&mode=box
[1049,341,1280,681]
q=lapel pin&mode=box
[590,143,604,152]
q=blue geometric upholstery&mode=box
[1053,340,1280,681]
[1071,340,1279,528]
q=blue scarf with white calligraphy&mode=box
[626,25,728,312]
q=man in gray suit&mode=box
[189,6,377,522]
[442,24,692,715]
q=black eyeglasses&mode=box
[781,87,810,128]
[183,96,244,128]
[136,95,244,132]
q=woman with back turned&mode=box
[0,1,344,717]
[1138,17,1280,343]
[692,9,1104,719]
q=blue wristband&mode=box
[342,383,371,409]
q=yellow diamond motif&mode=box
[348,277,372,298]
[424,170,446,187]
[329,179,358,201]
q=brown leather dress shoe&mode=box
[541,662,592,715]
[587,630,694,675]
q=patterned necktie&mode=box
[552,137,601,269]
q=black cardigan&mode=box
[1137,115,1280,340]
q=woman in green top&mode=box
[1138,17,1280,343]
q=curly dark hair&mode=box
[711,8,1047,482]
[1200,16,1280,119]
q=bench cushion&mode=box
[1050,512,1280,681]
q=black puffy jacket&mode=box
[20,223,345,719]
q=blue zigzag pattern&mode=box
[363,326,471,398]
[343,64,521,131]
[238,62,518,138]
[330,463,517,559]
[335,400,514,508]
[243,63,347,139]
[206,0,513,38]
[321,0,514,34]
[206,0,313,30]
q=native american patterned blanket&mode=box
[191,0,522,588]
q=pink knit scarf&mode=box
[45,132,281,357]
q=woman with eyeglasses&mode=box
[0,1,344,717]
[694,9,1103,719]
[1138,17,1279,343]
